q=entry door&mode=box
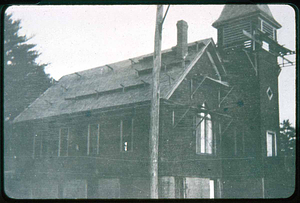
[184,177,214,198]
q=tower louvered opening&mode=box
[260,19,276,40]
[223,21,251,46]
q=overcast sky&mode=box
[5,5,296,125]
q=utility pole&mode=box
[149,5,163,199]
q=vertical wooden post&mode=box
[149,5,163,199]
[120,120,123,152]
[87,124,90,155]
[262,177,265,198]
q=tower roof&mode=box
[212,4,281,28]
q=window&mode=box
[172,110,175,126]
[266,87,273,100]
[59,128,69,157]
[33,134,42,158]
[68,126,87,156]
[233,127,245,157]
[88,124,100,155]
[120,119,133,152]
[184,178,214,198]
[266,131,277,157]
[196,106,213,154]
[101,119,120,154]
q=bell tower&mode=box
[212,5,295,198]
[212,4,281,52]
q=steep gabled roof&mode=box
[212,4,281,28]
[13,38,227,123]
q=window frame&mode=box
[172,110,175,126]
[120,118,134,152]
[266,130,277,157]
[87,123,100,156]
[33,133,43,158]
[58,127,69,157]
[195,106,213,155]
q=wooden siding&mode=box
[159,58,224,177]
[223,20,251,46]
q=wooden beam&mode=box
[74,72,82,78]
[219,86,234,107]
[120,84,125,92]
[161,5,170,26]
[242,30,262,45]
[243,49,257,75]
[190,78,193,99]
[191,77,206,98]
[129,58,138,69]
[95,90,100,98]
[206,51,221,80]
[149,5,163,199]
[173,107,190,129]
[220,119,233,137]
[141,79,148,86]
[60,85,68,91]
[106,64,114,71]
[44,99,53,105]
[165,40,211,99]
[87,124,90,155]
[281,55,294,65]
[162,62,167,72]
[193,112,208,131]
[134,68,140,76]
[165,72,175,85]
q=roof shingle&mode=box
[13,38,213,123]
[212,5,281,28]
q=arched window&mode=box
[196,104,213,154]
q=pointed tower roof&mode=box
[212,4,281,28]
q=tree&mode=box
[3,13,53,175]
[4,13,52,121]
[279,119,296,157]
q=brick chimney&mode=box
[176,20,188,59]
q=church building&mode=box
[4,5,294,199]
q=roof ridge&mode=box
[212,4,281,28]
[13,37,216,123]
[59,38,213,81]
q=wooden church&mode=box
[4,5,295,199]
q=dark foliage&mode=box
[279,119,296,157]
[4,13,52,121]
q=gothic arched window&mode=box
[196,103,213,154]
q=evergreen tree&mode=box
[279,119,296,157]
[4,13,52,121]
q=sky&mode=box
[5,4,296,125]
